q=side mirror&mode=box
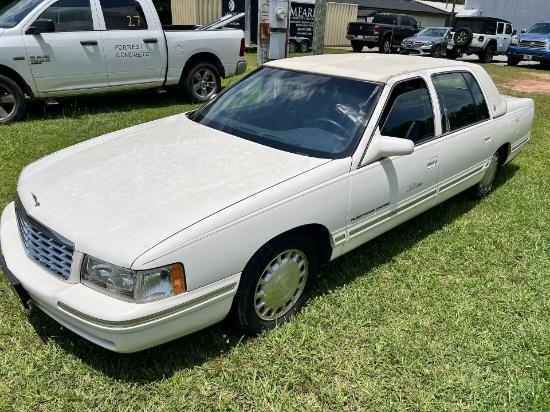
[512,30,517,36]
[521,28,527,34]
[363,130,414,164]
[26,19,55,35]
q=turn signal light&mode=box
[170,264,186,294]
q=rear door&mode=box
[23,0,108,94]
[97,0,166,87]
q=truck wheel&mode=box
[229,233,318,335]
[351,41,363,53]
[380,37,392,54]
[300,40,310,53]
[479,44,495,63]
[182,61,221,104]
[453,28,473,47]
[469,149,503,199]
[507,56,521,66]
[0,75,25,125]
[288,40,298,53]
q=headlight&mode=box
[512,36,519,45]
[81,255,186,303]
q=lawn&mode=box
[0,53,549,411]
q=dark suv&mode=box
[447,16,514,63]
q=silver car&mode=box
[401,27,450,57]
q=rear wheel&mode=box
[507,56,521,66]
[299,40,310,53]
[182,61,221,103]
[380,36,392,54]
[351,41,363,53]
[469,150,503,199]
[479,44,496,63]
[0,75,26,125]
[229,233,318,335]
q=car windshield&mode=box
[528,22,550,34]
[191,67,381,159]
[0,0,46,28]
[418,27,448,37]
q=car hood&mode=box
[519,33,550,41]
[17,114,330,267]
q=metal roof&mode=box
[329,0,451,15]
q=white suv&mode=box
[447,16,514,63]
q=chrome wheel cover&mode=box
[254,249,308,321]
[192,68,217,100]
[384,39,391,53]
[479,152,500,193]
[0,84,16,120]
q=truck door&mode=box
[22,0,108,94]
[98,0,165,87]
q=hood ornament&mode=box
[31,192,40,207]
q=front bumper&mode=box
[0,202,240,353]
[401,44,435,56]
[347,34,379,43]
[507,46,550,62]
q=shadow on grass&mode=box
[26,163,519,383]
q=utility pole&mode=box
[449,0,457,27]
[312,0,327,55]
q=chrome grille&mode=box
[15,197,74,280]
[518,39,546,49]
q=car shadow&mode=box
[26,163,519,383]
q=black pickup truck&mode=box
[347,13,421,53]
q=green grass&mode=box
[0,54,549,411]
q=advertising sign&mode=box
[290,1,315,42]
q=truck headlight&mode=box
[81,256,186,303]
[512,36,519,45]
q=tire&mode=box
[181,61,221,104]
[479,44,495,63]
[380,36,392,54]
[299,40,309,53]
[351,41,363,53]
[469,150,503,199]
[0,75,26,125]
[229,233,318,335]
[453,28,473,47]
[507,56,521,66]
[288,40,298,53]
[431,45,442,58]
[540,61,550,69]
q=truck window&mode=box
[432,72,489,134]
[99,0,148,30]
[497,22,504,34]
[505,24,512,35]
[379,78,435,145]
[35,0,93,32]
[372,14,397,25]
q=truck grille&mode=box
[15,197,74,280]
[518,39,546,49]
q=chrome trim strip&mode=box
[57,282,238,328]
[440,165,484,192]
[349,189,437,237]
[512,136,529,151]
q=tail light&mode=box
[240,38,246,57]
[373,25,380,35]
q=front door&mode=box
[23,0,107,94]
[496,22,512,53]
[345,78,442,253]
[98,0,165,87]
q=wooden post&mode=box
[312,0,327,55]
[450,0,457,27]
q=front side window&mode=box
[505,24,512,35]
[379,78,435,145]
[99,0,148,30]
[191,67,382,159]
[0,0,47,28]
[432,72,490,134]
[36,0,93,32]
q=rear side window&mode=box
[372,14,398,25]
[380,78,435,145]
[432,72,490,133]
[99,0,148,30]
[36,0,93,32]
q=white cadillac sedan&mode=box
[0,54,534,352]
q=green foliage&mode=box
[0,54,548,411]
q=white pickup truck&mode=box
[0,0,247,123]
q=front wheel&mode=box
[469,150,503,199]
[181,61,221,103]
[0,75,26,125]
[288,40,298,53]
[351,41,363,53]
[507,56,521,66]
[431,45,442,58]
[229,233,318,335]
[299,40,310,53]
[380,37,392,54]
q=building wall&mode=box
[326,2,359,46]
[171,0,221,25]
[409,12,447,28]
[465,0,550,31]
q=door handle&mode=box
[80,40,98,46]
[143,38,158,44]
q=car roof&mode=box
[265,54,478,84]
[455,16,511,24]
